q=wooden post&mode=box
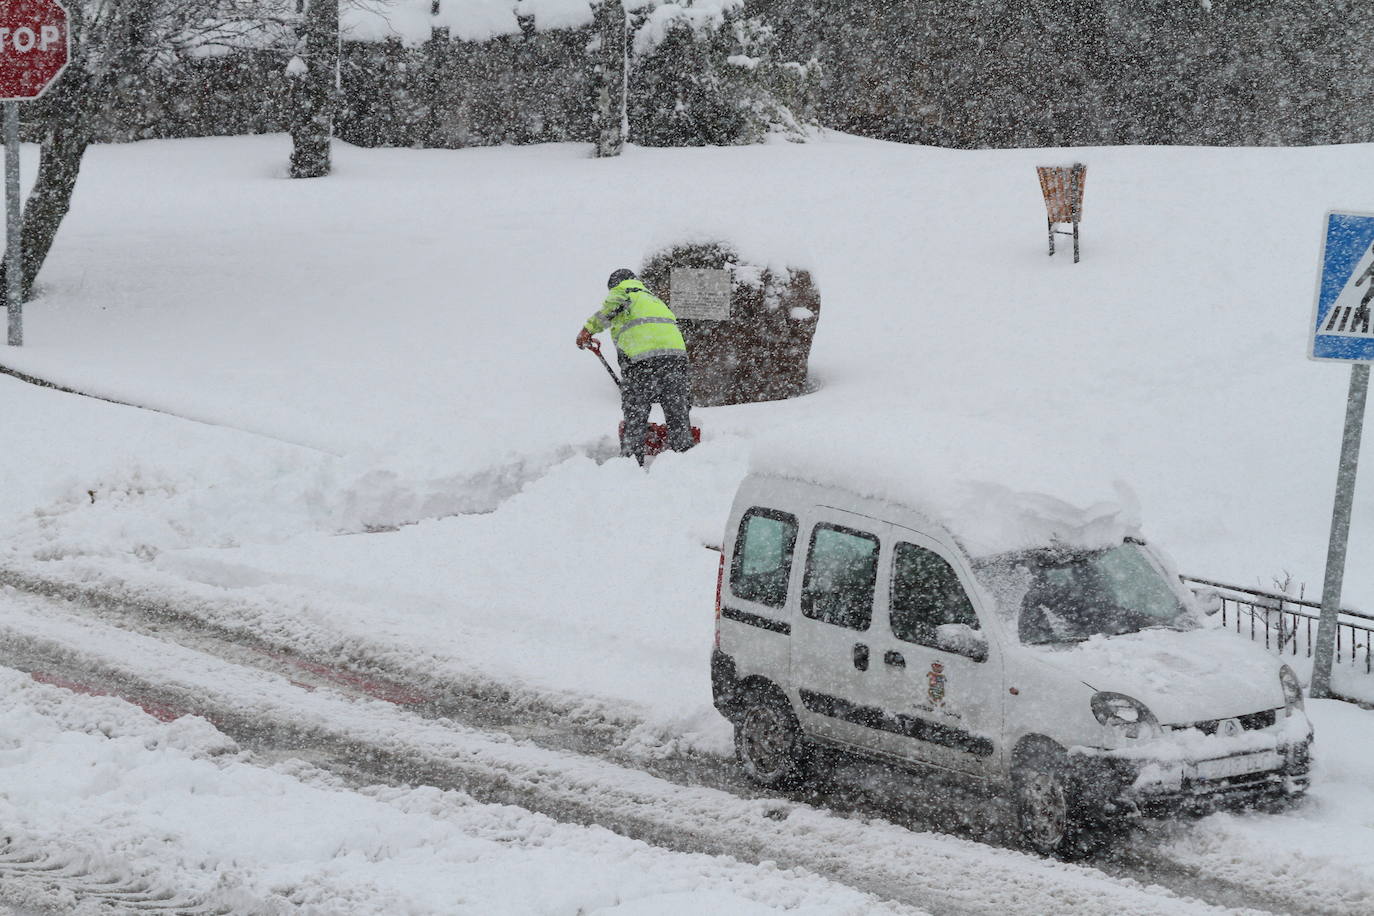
[1070,164,1083,263]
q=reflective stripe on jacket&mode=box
[584,278,687,363]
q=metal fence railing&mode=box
[1183,576,1374,678]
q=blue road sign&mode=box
[1312,211,1374,362]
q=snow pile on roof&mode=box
[342,0,595,46]
[749,424,1143,557]
[344,0,519,45]
[631,1,744,55]
[518,0,597,31]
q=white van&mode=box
[710,471,1313,855]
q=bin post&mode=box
[1037,163,1087,263]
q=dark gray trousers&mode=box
[621,353,693,463]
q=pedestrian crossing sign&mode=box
[1312,211,1374,362]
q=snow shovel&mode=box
[586,336,623,390]
[584,338,701,457]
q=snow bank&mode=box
[344,0,522,45]
[1155,699,1374,916]
[342,0,602,46]
[518,0,595,31]
[341,0,746,52]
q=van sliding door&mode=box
[790,515,885,748]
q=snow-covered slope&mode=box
[2,134,1367,601]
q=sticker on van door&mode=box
[800,688,992,757]
[927,661,946,706]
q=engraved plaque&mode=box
[670,268,732,321]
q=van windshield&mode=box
[975,542,1195,646]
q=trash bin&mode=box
[1036,163,1087,263]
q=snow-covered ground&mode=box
[1,133,1373,912]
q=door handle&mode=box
[884,650,906,668]
[852,643,869,671]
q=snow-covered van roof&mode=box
[748,433,1143,559]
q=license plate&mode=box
[1192,751,1281,780]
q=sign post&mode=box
[0,0,71,346]
[1036,163,1086,263]
[1307,211,1374,697]
[5,101,18,345]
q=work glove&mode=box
[576,328,593,350]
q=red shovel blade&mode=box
[618,422,702,457]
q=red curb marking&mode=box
[30,671,186,723]
[250,648,429,706]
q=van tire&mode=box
[1013,742,1080,857]
[733,688,811,789]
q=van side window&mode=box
[802,524,879,631]
[730,509,798,608]
[890,542,980,648]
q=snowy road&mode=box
[0,574,1363,915]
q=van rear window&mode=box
[731,509,798,608]
[802,524,879,631]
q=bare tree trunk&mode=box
[290,0,339,178]
[593,0,626,157]
[0,76,92,311]
[0,0,289,315]
[423,26,451,147]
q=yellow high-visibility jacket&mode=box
[584,277,687,363]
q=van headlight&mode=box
[1279,664,1304,715]
[1091,692,1161,741]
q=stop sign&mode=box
[0,0,69,101]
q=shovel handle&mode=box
[585,336,621,389]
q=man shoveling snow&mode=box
[576,269,696,465]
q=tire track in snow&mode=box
[0,562,650,756]
[0,837,232,915]
[0,592,1248,916]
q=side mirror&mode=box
[936,623,988,662]
[1194,587,1223,616]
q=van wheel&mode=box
[1013,744,1077,857]
[734,690,810,789]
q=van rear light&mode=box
[714,553,725,648]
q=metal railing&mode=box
[1184,576,1374,677]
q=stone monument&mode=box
[640,242,820,407]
